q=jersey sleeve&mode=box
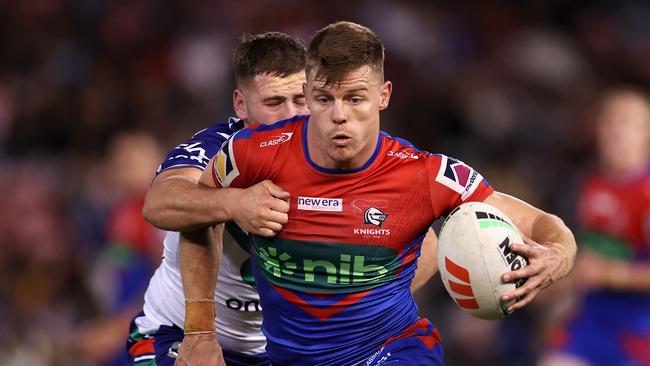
[427,154,494,217]
[156,127,229,175]
[211,129,267,189]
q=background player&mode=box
[540,88,650,366]
[183,21,576,365]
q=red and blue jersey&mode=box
[212,115,493,365]
[550,168,650,366]
[577,168,650,260]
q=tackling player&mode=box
[185,21,577,365]
[540,89,650,366]
[126,32,307,366]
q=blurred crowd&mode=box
[2,0,649,365]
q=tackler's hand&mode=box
[229,180,290,237]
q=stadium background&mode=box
[1,0,649,365]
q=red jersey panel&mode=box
[211,115,493,365]
[577,169,650,259]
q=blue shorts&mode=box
[361,318,444,366]
[551,291,650,366]
[126,312,270,366]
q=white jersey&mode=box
[134,118,265,355]
[137,230,265,355]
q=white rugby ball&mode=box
[437,201,528,320]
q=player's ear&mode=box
[233,89,248,120]
[379,80,392,111]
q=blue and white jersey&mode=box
[136,117,267,356]
[156,117,245,174]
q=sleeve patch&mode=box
[213,137,240,188]
[435,155,484,201]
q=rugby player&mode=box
[540,88,650,366]
[184,21,577,365]
[128,31,438,366]
[126,32,306,366]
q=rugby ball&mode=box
[437,201,528,320]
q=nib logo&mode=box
[258,246,296,278]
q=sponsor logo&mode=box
[258,246,388,284]
[387,149,419,160]
[225,298,261,312]
[297,196,343,212]
[363,207,388,227]
[253,239,398,292]
[434,156,483,200]
[497,237,528,288]
[260,132,293,147]
[444,256,479,310]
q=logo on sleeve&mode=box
[260,132,293,147]
[435,155,483,201]
[214,138,239,187]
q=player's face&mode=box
[596,92,650,174]
[234,71,308,125]
[305,65,392,170]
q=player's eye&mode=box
[294,97,306,106]
[316,96,330,104]
[349,96,363,105]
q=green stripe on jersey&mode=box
[252,237,400,293]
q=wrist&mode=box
[219,188,241,222]
[546,242,570,282]
[184,298,216,334]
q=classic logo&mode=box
[387,149,419,160]
[260,132,293,147]
[297,196,343,212]
[364,207,388,227]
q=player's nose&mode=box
[331,99,346,124]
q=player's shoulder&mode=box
[231,114,307,143]
[193,117,245,141]
[379,130,433,161]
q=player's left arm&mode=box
[410,227,438,292]
[484,191,577,311]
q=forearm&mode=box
[143,176,242,232]
[180,224,223,333]
[604,261,650,292]
[530,213,577,280]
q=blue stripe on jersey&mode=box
[156,117,244,175]
[254,235,425,365]
[302,119,384,174]
[380,131,426,154]
[233,114,308,140]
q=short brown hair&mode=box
[233,32,306,87]
[307,21,385,86]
